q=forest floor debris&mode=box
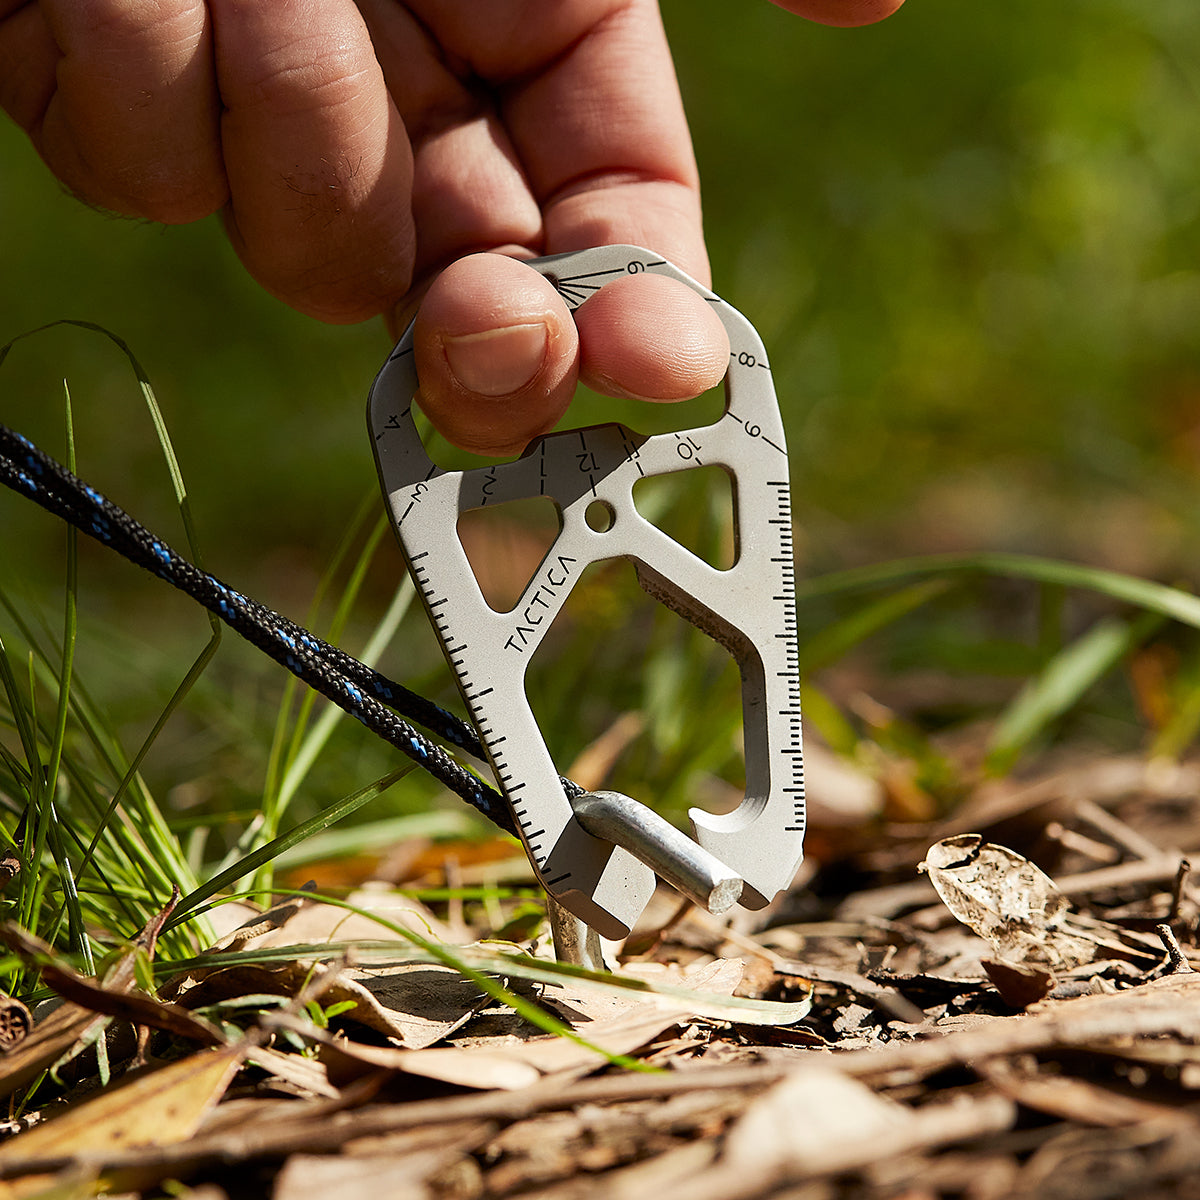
[5,750,1200,1198]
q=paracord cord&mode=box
[0,421,585,833]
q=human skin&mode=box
[0,0,904,455]
[772,0,904,26]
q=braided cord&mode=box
[0,422,546,835]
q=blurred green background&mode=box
[6,0,1200,582]
[3,0,1200,848]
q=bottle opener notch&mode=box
[368,245,806,937]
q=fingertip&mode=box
[768,0,907,27]
[575,274,731,403]
[411,254,580,455]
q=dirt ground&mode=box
[4,749,1200,1199]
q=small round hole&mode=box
[585,500,616,533]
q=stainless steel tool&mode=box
[368,244,805,939]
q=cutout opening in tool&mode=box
[456,496,563,614]
[632,465,737,571]
[406,379,729,491]
[522,559,747,816]
[585,500,616,532]
[551,380,728,444]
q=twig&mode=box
[11,973,1200,1184]
[1071,796,1166,863]
[681,907,926,1023]
[1044,821,1121,865]
[775,961,926,1026]
[836,971,1200,1083]
[1170,859,1192,923]
[652,1088,1016,1200]
[1052,856,1193,899]
[0,1064,788,1179]
[1153,923,1193,976]
[0,922,223,1046]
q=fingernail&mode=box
[442,322,548,397]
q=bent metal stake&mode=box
[369,245,806,940]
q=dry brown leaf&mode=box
[348,960,493,1046]
[980,957,1057,1009]
[222,887,455,949]
[0,999,107,1103]
[246,1045,341,1099]
[981,1061,1198,1128]
[648,1067,1015,1200]
[720,1068,910,1175]
[370,1046,543,1091]
[273,1120,490,1200]
[174,958,489,1049]
[543,958,745,1025]
[498,1006,684,1076]
[0,905,181,1100]
[920,835,1096,969]
[274,1151,439,1200]
[0,1044,245,1197]
[301,1022,541,1091]
[307,1004,685,1090]
[169,890,493,1050]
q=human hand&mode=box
[0,1,901,456]
[0,1,727,454]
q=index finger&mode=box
[210,0,416,324]
[405,0,709,286]
[498,0,709,283]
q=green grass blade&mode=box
[261,494,379,814]
[1151,682,1200,762]
[986,611,1162,774]
[797,578,950,674]
[35,383,87,963]
[273,566,414,825]
[799,681,859,757]
[1,323,218,950]
[72,632,219,889]
[273,810,476,870]
[192,891,658,1073]
[45,807,94,973]
[45,378,78,814]
[19,650,55,937]
[255,506,396,894]
[798,551,1200,629]
[169,765,415,929]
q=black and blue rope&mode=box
[0,420,584,836]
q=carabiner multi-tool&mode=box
[369,245,804,939]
